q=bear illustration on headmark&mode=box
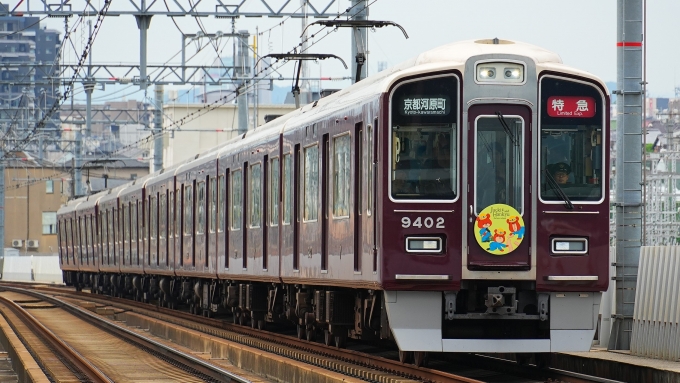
[506,216,525,239]
[488,229,507,252]
[476,213,493,242]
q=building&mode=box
[0,3,61,132]
[3,151,66,256]
[161,103,296,167]
[1,151,150,256]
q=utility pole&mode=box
[237,30,250,135]
[350,0,369,83]
[153,84,164,172]
[135,5,151,95]
[300,0,309,101]
[82,19,95,194]
[610,0,644,351]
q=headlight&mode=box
[478,67,496,79]
[476,62,524,84]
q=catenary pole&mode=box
[237,30,250,135]
[610,0,643,351]
[350,0,368,83]
[153,84,164,172]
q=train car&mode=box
[59,199,81,286]
[58,39,609,363]
[75,195,103,276]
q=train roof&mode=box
[224,39,605,151]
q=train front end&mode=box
[381,40,609,354]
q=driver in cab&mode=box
[548,162,571,185]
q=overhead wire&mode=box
[2,0,114,158]
[5,0,380,189]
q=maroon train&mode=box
[58,39,609,363]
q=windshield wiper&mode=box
[545,169,574,210]
[496,111,518,146]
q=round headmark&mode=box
[474,204,525,255]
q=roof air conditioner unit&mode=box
[26,240,39,249]
[11,239,22,247]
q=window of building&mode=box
[46,180,54,194]
[42,212,57,234]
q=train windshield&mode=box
[474,115,524,213]
[539,77,605,202]
[390,75,458,200]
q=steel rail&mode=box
[0,282,618,383]
[0,294,114,383]
[0,286,252,383]
[59,287,481,383]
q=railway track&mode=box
[0,286,253,383]
[0,283,623,383]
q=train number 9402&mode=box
[401,217,445,229]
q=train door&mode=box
[131,201,139,267]
[467,104,531,269]
[150,193,159,267]
[167,189,174,273]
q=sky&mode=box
[32,0,680,101]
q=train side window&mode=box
[150,195,158,240]
[131,202,137,246]
[168,192,173,238]
[283,154,292,224]
[304,144,319,222]
[107,210,114,263]
[160,193,167,239]
[197,181,206,235]
[184,184,193,235]
[231,170,242,230]
[99,213,105,262]
[333,134,351,217]
[250,163,262,228]
[367,123,373,215]
[218,175,226,232]
[123,204,129,262]
[210,177,217,233]
[270,157,280,226]
[175,188,182,237]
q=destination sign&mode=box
[399,95,450,116]
[547,96,596,118]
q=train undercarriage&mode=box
[64,271,387,350]
[63,270,592,367]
